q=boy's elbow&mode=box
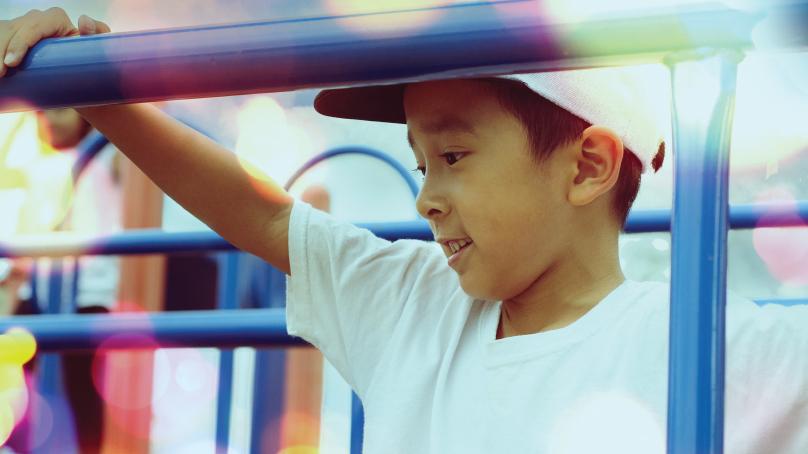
[252,200,293,275]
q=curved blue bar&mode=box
[1,202,805,258]
[285,146,420,199]
[0,308,307,351]
[72,131,110,182]
[0,1,791,112]
[665,50,743,454]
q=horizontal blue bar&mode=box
[0,308,307,352]
[1,202,805,258]
[624,201,808,233]
[1,299,804,352]
[626,201,808,232]
[754,298,808,307]
[3,1,805,112]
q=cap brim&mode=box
[314,84,407,124]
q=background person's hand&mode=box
[0,258,33,316]
[1,8,111,78]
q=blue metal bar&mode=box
[624,202,808,232]
[723,202,808,229]
[71,131,110,183]
[214,328,235,454]
[4,1,807,112]
[350,392,365,454]
[0,308,307,351]
[754,298,808,307]
[34,260,75,453]
[1,296,801,353]
[285,146,420,198]
[0,230,236,258]
[37,260,66,392]
[248,264,288,454]
[215,252,241,454]
[665,49,743,454]
[2,202,806,259]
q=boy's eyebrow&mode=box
[406,115,478,150]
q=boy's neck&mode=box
[497,236,625,339]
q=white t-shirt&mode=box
[286,201,808,454]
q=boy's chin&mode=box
[458,276,501,301]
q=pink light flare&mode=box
[752,187,808,286]
[149,348,219,443]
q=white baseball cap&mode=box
[314,65,670,172]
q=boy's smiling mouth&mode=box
[436,237,474,266]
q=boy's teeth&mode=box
[447,239,471,254]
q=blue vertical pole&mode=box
[38,260,64,392]
[34,259,77,452]
[249,265,287,454]
[215,252,240,453]
[665,49,743,454]
[350,392,364,454]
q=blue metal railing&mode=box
[665,49,743,454]
[0,309,302,351]
[2,200,806,452]
[5,1,806,113]
[2,202,806,259]
[1,294,804,352]
[1,1,808,453]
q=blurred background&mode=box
[1,1,807,453]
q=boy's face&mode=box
[404,79,574,301]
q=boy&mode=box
[2,9,808,453]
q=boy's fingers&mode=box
[0,23,12,77]
[3,8,77,69]
[78,15,111,36]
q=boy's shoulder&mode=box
[624,279,808,346]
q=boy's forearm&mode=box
[76,104,292,273]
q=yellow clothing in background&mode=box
[0,112,74,236]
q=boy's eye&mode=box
[441,151,466,166]
[410,152,466,179]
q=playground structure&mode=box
[1,1,808,452]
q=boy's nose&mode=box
[415,185,450,220]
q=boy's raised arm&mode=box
[1,9,293,274]
[79,104,293,273]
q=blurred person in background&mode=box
[0,108,122,453]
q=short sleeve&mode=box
[725,295,808,452]
[285,201,456,397]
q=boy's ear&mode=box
[568,125,623,207]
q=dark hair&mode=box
[480,77,664,229]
